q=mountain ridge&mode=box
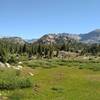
[33,29,100,44]
[0,29,100,44]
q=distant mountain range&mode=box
[0,37,26,45]
[79,29,100,43]
[0,29,100,44]
[33,29,100,44]
[25,39,37,43]
[34,33,79,45]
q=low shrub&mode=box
[0,69,32,90]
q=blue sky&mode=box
[0,0,100,39]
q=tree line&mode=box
[0,39,100,63]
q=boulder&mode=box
[18,62,23,64]
[17,65,23,69]
[5,63,11,68]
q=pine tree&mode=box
[37,44,42,58]
[48,43,53,59]
[0,47,8,63]
[61,42,67,51]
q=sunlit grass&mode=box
[1,59,100,100]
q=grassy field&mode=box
[1,59,100,100]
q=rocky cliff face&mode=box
[34,33,78,45]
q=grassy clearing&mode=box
[1,59,100,100]
[7,66,100,100]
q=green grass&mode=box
[30,67,100,100]
[0,68,32,90]
[7,66,100,100]
[1,59,100,100]
[24,59,100,71]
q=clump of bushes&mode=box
[0,69,32,90]
[8,55,18,64]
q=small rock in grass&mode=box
[18,62,23,64]
[17,65,23,69]
[29,72,34,76]
[5,63,11,68]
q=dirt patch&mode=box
[20,67,37,76]
[86,75,100,81]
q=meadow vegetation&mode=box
[0,58,100,100]
[0,68,32,90]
